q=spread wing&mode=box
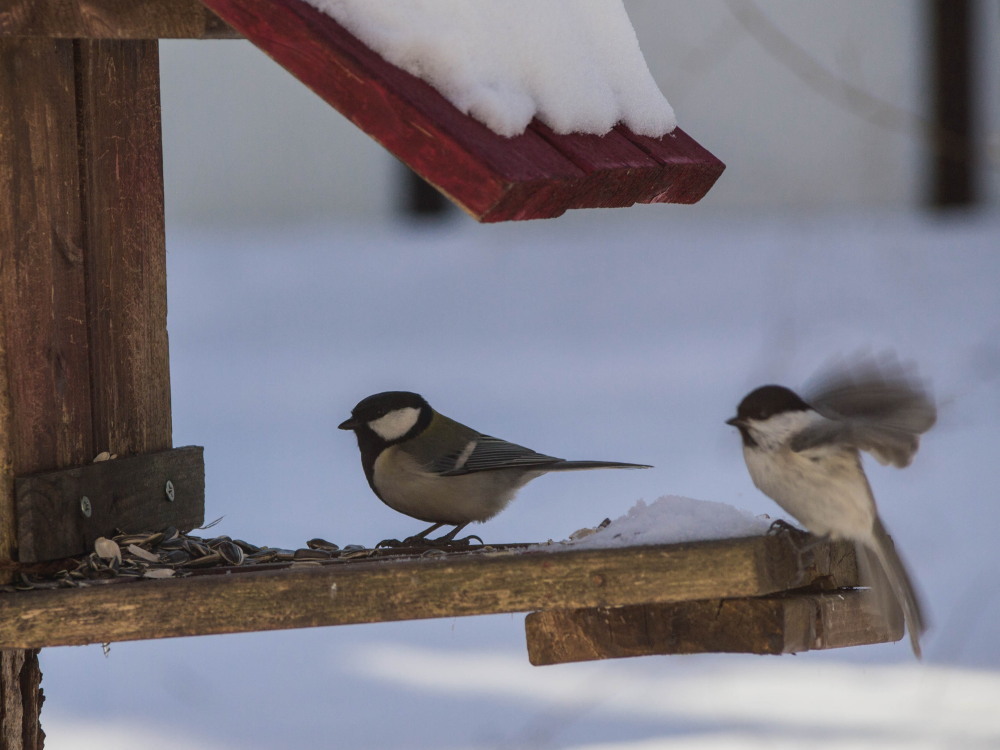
[792,353,937,467]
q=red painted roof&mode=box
[200,0,725,221]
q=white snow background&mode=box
[38,207,1000,749]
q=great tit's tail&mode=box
[547,460,652,471]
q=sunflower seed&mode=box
[307,538,340,552]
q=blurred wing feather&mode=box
[800,353,936,467]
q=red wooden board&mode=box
[198,0,725,221]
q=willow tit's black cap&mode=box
[726,385,811,427]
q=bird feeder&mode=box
[0,2,897,748]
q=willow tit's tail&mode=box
[858,516,927,658]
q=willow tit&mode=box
[726,356,935,657]
[339,391,651,544]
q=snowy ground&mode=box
[39,207,1000,749]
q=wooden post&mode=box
[0,36,171,749]
[927,0,976,207]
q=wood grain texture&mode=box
[1,33,174,745]
[524,589,904,665]
[0,0,238,38]
[0,38,94,574]
[198,0,725,221]
[0,536,856,648]
[77,39,173,456]
[15,447,204,563]
[1,38,174,567]
[0,649,43,750]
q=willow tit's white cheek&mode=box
[748,409,822,451]
[368,406,421,442]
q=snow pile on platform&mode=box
[546,496,772,550]
[310,0,676,137]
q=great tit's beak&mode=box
[725,416,741,427]
[338,418,359,430]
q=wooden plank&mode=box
[197,0,725,221]
[14,447,204,563]
[0,37,94,577]
[530,122,669,210]
[524,589,904,665]
[76,39,173,456]
[0,0,238,38]
[0,649,43,750]
[0,536,857,648]
[0,36,92,749]
[619,125,730,205]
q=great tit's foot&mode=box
[442,533,484,547]
[377,522,480,550]
[404,533,484,549]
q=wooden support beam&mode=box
[0,536,857,649]
[76,38,174,456]
[524,589,904,665]
[0,35,172,746]
[927,0,976,207]
[0,649,43,750]
[0,37,173,565]
[15,447,204,563]
[0,0,238,38]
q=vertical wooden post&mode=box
[1,36,171,749]
[927,0,976,207]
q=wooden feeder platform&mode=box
[0,522,902,664]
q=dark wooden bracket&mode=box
[14,447,205,563]
[525,590,904,665]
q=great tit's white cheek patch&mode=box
[369,406,421,442]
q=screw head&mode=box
[80,496,92,518]
[165,480,175,502]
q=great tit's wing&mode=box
[792,353,936,467]
[432,434,563,476]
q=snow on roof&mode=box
[308,0,677,138]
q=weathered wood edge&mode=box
[524,589,904,665]
[15,446,205,563]
[0,1,239,38]
[0,535,855,649]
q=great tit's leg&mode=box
[434,524,483,547]
[435,523,469,542]
[377,521,446,548]
[411,522,448,541]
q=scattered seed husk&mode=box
[307,538,340,552]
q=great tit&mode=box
[726,355,935,657]
[339,391,651,544]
